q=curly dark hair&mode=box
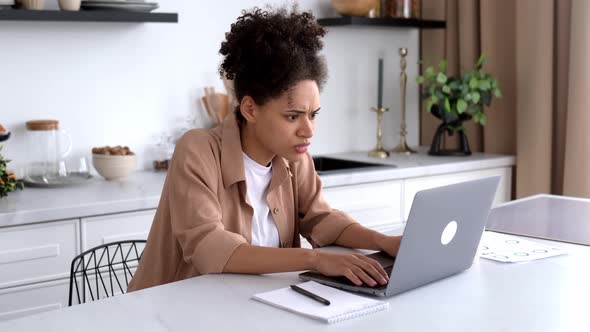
[219,5,328,123]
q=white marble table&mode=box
[1,229,588,331]
[487,194,590,246]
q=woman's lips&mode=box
[294,144,310,153]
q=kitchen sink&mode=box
[312,156,395,175]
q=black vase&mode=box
[428,105,472,156]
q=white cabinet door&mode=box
[0,279,69,322]
[0,219,79,289]
[322,180,403,231]
[81,210,156,251]
[403,167,512,221]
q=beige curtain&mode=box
[563,0,590,197]
[420,0,590,198]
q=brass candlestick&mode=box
[368,107,390,158]
[391,47,417,154]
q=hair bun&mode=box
[218,5,327,111]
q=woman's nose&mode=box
[297,118,314,138]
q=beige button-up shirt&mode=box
[128,114,356,292]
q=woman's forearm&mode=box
[222,227,397,286]
[223,244,318,274]
[223,224,385,274]
[223,224,391,274]
[333,223,387,250]
[222,242,390,286]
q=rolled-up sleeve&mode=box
[296,153,357,247]
[168,132,247,274]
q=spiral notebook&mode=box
[252,281,389,324]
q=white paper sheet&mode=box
[479,231,567,263]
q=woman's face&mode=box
[246,80,320,164]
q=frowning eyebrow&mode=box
[284,107,321,114]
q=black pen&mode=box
[290,284,331,306]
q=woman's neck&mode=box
[240,123,274,167]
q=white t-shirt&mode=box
[242,152,280,247]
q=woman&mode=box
[128,5,402,292]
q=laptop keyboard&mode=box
[318,262,394,289]
[384,265,393,274]
[300,252,395,290]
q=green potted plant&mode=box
[416,55,502,155]
[0,144,24,198]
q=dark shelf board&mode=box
[318,16,445,29]
[0,9,178,23]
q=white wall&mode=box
[0,0,419,175]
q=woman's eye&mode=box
[287,115,299,121]
[310,112,319,119]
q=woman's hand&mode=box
[312,251,389,287]
[376,235,402,257]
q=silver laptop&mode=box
[299,176,500,297]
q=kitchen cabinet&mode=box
[0,219,79,290]
[323,180,403,231]
[81,210,155,251]
[0,279,69,321]
[302,165,511,249]
[0,219,79,321]
[322,166,511,232]
[0,212,153,321]
[402,167,511,221]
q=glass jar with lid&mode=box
[24,119,72,182]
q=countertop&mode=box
[0,150,514,228]
[315,149,514,187]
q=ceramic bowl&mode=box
[92,154,137,180]
[58,0,81,11]
[21,0,45,10]
[331,0,375,17]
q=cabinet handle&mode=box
[0,244,60,265]
[102,232,148,244]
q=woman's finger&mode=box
[355,257,388,285]
[350,266,377,286]
[362,256,389,282]
[343,269,363,286]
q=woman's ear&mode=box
[239,96,257,124]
